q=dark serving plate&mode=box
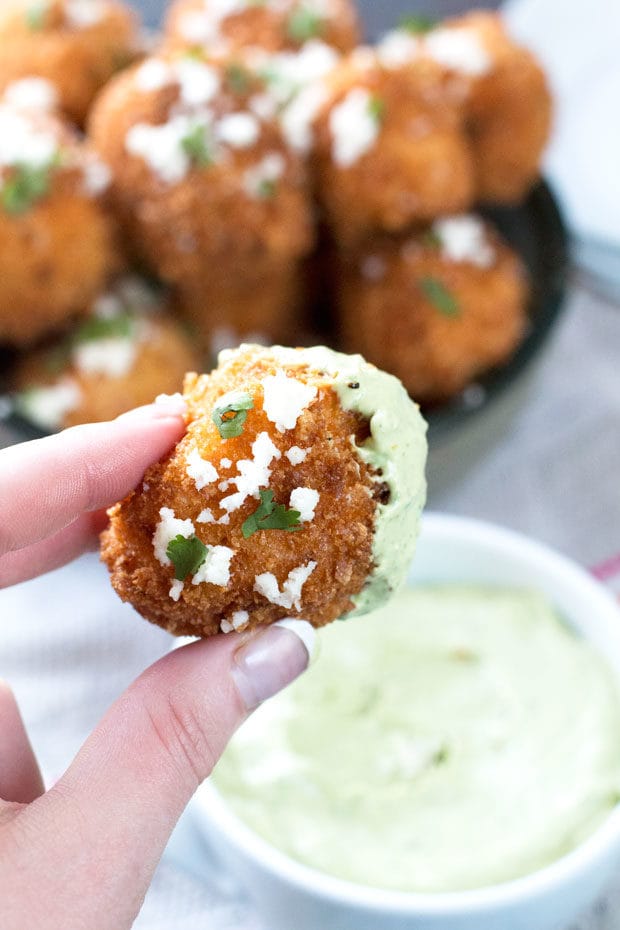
[0,179,569,444]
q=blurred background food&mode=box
[0,0,563,433]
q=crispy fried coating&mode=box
[174,257,304,358]
[11,281,202,429]
[101,345,379,637]
[88,55,314,291]
[457,12,552,202]
[312,50,475,245]
[0,0,140,127]
[336,217,529,403]
[164,0,360,56]
[0,107,118,346]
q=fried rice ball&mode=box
[376,12,552,203]
[0,0,141,127]
[11,276,203,430]
[0,103,117,346]
[310,48,476,245]
[174,256,304,357]
[101,343,427,637]
[336,215,529,404]
[88,53,315,294]
[164,0,360,56]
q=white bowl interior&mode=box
[192,513,620,920]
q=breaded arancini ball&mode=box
[88,53,314,294]
[337,215,529,404]
[174,256,303,356]
[376,11,552,203]
[310,48,475,245]
[164,0,360,56]
[0,0,141,127]
[11,276,202,430]
[101,344,427,637]
[0,102,117,346]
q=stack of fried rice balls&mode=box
[0,0,551,429]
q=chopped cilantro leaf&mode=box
[419,277,460,317]
[212,392,254,439]
[368,96,386,124]
[73,312,134,344]
[422,229,442,249]
[166,534,208,581]
[25,1,49,30]
[287,6,323,42]
[399,13,436,34]
[226,63,251,95]
[181,124,213,168]
[257,177,277,199]
[242,489,302,538]
[1,161,56,215]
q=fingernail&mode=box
[232,621,314,711]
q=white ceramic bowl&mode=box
[190,513,620,930]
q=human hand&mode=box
[0,401,311,930]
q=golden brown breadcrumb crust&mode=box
[101,347,380,637]
[164,0,361,55]
[88,58,314,287]
[336,222,529,403]
[11,314,202,427]
[312,52,475,245]
[0,0,140,127]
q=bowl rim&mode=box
[194,512,620,915]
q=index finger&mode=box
[0,398,186,558]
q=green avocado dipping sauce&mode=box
[212,586,620,893]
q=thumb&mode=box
[3,623,312,930]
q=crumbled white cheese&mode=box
[177,0,251,45]
[197,508,215,523]
[360,254,387,281]
[153,507,195,566]
[169,579,185,601]
[264,40,339,104]
[155,391,185,408]
[432,214,495,268]
[220,431,281,514]
[329,87,380,168]
[424,27,492,76]
[73,337,137,378]
[243,152,285,197]
[64,0,107,29]
[125,115,196,184]
[0,107,58,169]
[280,82,327,152]
[285,445,308,465]
[81,158,111,195]
[377,30,421,69]
[221,458,232,469]
[262,369,317,432]
[254,561,317,611]
[135,59,174,92]
[215,112,260,148]
[249,93,278,121]
[192,545,235,586]
[186,447,219,490]
[3,78,58,111]
[92,293,123,318]
[289,487,319,522]
[175,59,220,106]
[221,609,250,633]
[18,379,81,430]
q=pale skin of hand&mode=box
[0,399,309,930]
